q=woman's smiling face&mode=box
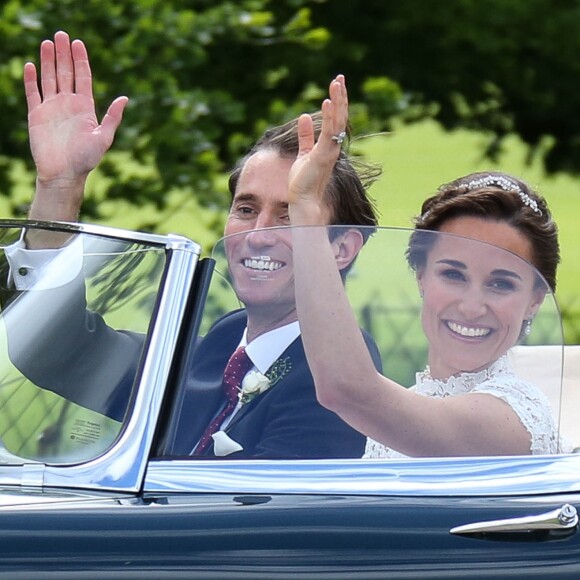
[419,216,543,379]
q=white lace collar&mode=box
[415,355,514,397]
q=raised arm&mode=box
[24,30,127,248]
[287,77,533,457]
[288,76,393,444]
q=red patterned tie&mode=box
[193,346,253,456]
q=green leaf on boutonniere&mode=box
[265,356,292,387]
[238,357,293,405]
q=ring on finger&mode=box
[331,131,347,145]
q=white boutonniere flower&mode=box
[239,370,271,404]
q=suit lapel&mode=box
[223,337,301,431]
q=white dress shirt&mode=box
[4,237,83,290]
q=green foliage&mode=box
[0,0,347,226]
[308,0,580,172]
[1,0,580,237]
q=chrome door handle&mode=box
[450,504,578,535]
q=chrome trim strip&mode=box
[144,454,580,497]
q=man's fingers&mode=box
[23,63,41,111]
[39,39,57,99]
[54,31,74,94]
[71,39,92,97]
[36,33,92,98]
[100,96,129,139]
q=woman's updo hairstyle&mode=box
[406,171,559,291]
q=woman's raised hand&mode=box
[288,74,349,225]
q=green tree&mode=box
[308,0,580,172]
[1,0,580,234]
[1,0,362,227]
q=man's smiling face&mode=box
[224,150,305,331]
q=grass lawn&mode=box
[358,119,579,286]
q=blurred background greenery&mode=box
[1,0,580,340]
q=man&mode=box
[5,31,381,459]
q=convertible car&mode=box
[0,220,578,578]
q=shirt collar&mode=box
[241,321,300,374]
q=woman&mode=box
[288,75,567,457]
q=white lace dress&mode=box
[364,355,570,459]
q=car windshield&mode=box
[0,222,568,467]
[194,225,567,458]
[0,225,166,464]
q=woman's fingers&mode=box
[330,74,348,133]
[297,113,315,157]
[321,75,348,152]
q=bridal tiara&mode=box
[464,174,543,216]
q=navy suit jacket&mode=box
[170,309,379,459]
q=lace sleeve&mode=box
[363,437,407,459]
[472,378,569,454]
[363,362,571,458]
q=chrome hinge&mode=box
[20,463,46,489]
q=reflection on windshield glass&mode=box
[0,227,166,464]
[188,225,568,460]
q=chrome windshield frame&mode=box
[0,219,196,250]
[0,220,201,492]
